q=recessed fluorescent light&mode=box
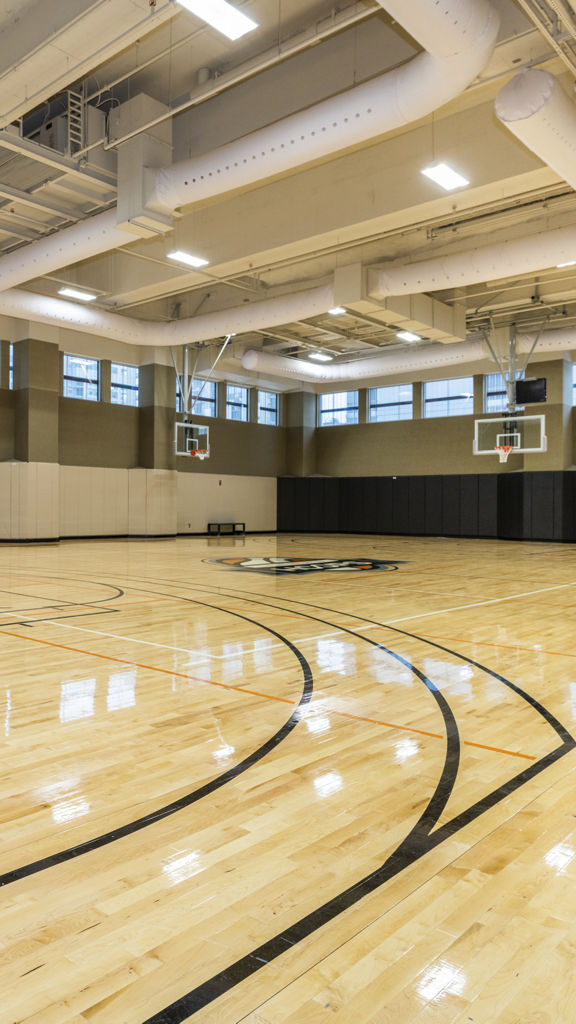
[58,287,97,302]
[557,260,576,268]
[396,330,422,342]
[167,249,209,268]
[421,162,469,191]
[176,0,258,40]
[309,351,333,362]
[328,306,346,315]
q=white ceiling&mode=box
[1,0,576,385]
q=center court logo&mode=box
[210,557,405,575]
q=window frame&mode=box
[318,390,359,427]
[422,376,474,419]
[176,377,217,417]
[257,389,279,426]
[368,384,413,422]
[62,353,100,402]
[110,362,139,407]
[226,383,249,422]
[484,372,509,414]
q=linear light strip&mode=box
[176,0,258,41]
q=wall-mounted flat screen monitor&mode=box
[515,378,546,404]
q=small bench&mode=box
[207,522,246,536]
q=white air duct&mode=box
[369,223,576,298]
[150,0,499,213]
[0,211,140,293]
[0,0,500,295]
[0,284,334,347]
[495,69,576,191]
[241,328,576,382]
[242,339,487,381]
[6,212,576,347]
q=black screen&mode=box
[515,378,546,404]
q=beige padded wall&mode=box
[0,466,274,539]
[0,462,59,539]
[128,469,178,536]
[60,466,130,537]
[177,473,277,533]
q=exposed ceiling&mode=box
[2,0,576,386]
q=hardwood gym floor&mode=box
[1,532,576,1023]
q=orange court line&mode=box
[335,710,534,760]
[0,628,296,708]
[0,628,535,761]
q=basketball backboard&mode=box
[473,414,546,458]
[174,422,210,459]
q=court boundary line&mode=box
[132,580,573,1023]
[3,567,574,1023]
[0,597,314,889]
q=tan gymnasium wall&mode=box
[0,391,14,461]
[315,408,573,477]
[59,399,140,468]
[177,473,277,533]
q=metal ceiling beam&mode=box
[0,218,45,241]
[514,0,576,75]
[105,1,379,149]
[0,183,79,220]
[0,131,116,190]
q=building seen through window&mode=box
[257,389,278,425]
[111,363,139,406]
[63,354,99,401]
[226,384,249,421]
[369,384,413,422]
[319,391,359,426]
[423,377,474,418]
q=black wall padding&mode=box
[277,472,575,541]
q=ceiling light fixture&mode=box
[175,0,258,40]
[58,287,97,302]
[167,250,209,268]
[309,351,334,362]
[396,330,422,342]
[328,306,346,315]
[421,162,469,191]
[557,260,576,268]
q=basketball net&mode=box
[494,445,514,463]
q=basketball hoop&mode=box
[494,445,514,463]
[189,449,209,460]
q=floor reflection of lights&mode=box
[417,961,466,1004]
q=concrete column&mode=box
[284,390,316,476]
[473,374,484,416]
[0,340,10,389]
[358,387,367,425]
[218,381,227,419]
[138,362,175,469]
[412,381,423,420]
[249,387,259,423]
[100,359,111,403]
[13,338,60,463]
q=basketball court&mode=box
[2,531,575,1022]
[3,0,576,1020]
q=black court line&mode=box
[126,582,574,1022]
[111,573,573,746]
[3,569,575,1022]
[0,609,121,628]
[0,595,314,889]
[0,579,124,608]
